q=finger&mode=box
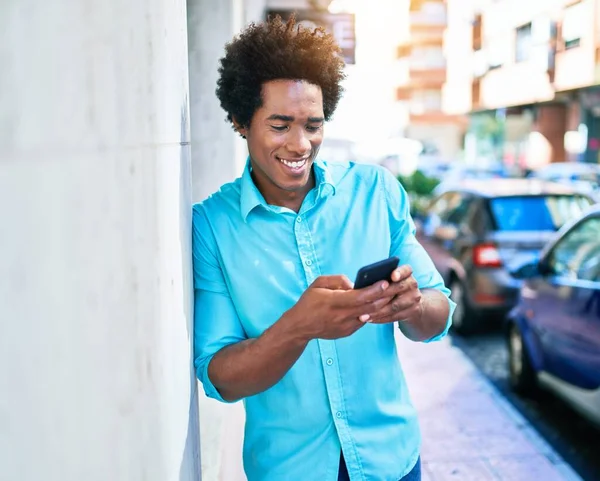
[391,265,413,283]
[385,275,418,297]
[332,280,389,310]
[357,296,394,323]
[369,304,421,325]
[312,275,354,291]
[369,291,422,323]
[351,280,390,306]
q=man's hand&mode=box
[359,265,423,325]
[283,275,392,341]
[355,264,451,342]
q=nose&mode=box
[286,129,312,156]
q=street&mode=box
[450,330,600,481]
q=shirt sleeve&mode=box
[192,204,247,402]
[380,168,456,342]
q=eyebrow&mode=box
[266,114,324,123]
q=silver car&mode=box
[419,179,593,335]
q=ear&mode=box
[232,118,248,139]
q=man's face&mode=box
[236,80,325,203]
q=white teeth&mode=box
[279,158,307,169]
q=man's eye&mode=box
[306,125,322,133]
[272,125,288,132]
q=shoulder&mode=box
[322,159,408,209]
[319,159,395,187]
[192,177,244,250]
[193,177,242,222]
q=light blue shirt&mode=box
[192,160,455,481]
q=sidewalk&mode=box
[397,333,582,481]
[200,333,582,481]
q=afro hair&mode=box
[216,15,346,132]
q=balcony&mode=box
[410,23,445,41]
[410,11,446,26]
[409,111,466,124]
[396,86,412,101]
[409,2,446,26]
[409,68,447,86]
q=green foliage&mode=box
[397,170,440,218]
[397,170,440,197]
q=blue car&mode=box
[507,205,600,427]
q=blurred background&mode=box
[1,0,600,480]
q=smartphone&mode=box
[353,256,400,289]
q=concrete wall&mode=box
[188,3,266,479]
[446,0,600,111]
[442,0,477,115]
[188,0,249,205]
[554,0,598,92]
[0,1,200,480]
[406,122,464,159]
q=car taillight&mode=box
[473,243,503,268]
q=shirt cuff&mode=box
[197,354,238,404]
[422,296,456,343]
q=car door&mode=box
[527,215,600,389]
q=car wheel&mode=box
[449,279,478,336]
[508,323,537,395]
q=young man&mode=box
[192,16,455,481]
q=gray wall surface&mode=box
[0,1,200,480]
[188,0,249,204]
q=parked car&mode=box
[527,162,600,202]
[506,205,600,427]
[419,179,593,335]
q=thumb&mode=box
[311,275,354,291]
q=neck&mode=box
[252,169,315,214]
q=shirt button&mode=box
[305,259,312,266]
[296,216,302,223]
[326,358,333,366]
[336,411,343,419]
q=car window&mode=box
[445,196,472,225]
[429,192,458,217]
[471,201,493,235]
[548,217,600,282]
[428,192,471,224]
[489,195,591,231]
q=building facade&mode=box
[444,0,600,169]
[396,0,467,161]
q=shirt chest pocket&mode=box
[220,225,308,338]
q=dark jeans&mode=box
[337,454,421,481]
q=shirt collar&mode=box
[313,159,337,199]
[239,157,337,222]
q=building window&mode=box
[515,23,533,62]
[562,2,583,50]
[472,14,483,50]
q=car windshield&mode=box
[489,195,592,231]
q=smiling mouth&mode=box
[277,156,309,170]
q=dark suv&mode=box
[418,179,593,335]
